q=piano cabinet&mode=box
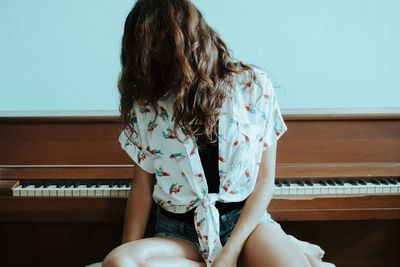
[0,109,399,267]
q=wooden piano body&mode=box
[1,109,399,267]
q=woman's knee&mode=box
[239,223,311,267]
[102,253,135,267]
[102,242,147,267]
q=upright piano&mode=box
[1,109,399,267]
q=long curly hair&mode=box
[118,0,255,148]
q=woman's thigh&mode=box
[238,222,312,267]
[102,236,203,267]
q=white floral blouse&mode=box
[118,67,288,266]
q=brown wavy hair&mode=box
[118,0,255,148]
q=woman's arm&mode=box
[121,162,156,244]
[223,142,278,257]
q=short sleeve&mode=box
[259,74,288,151]
[118,117,155,174]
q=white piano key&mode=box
[64,187,73,197]
[48,185,58,197]
[336,186,344,195]
[100,185,111,197]
[375,186,383,194]
[390,180,400,193]
[320,186,329,195]
[274,187,281,196]
[366,182,376,194]
[351,185,360,194]
[87,188,95,197]
[376,179,389,194]
[78,185,88,197]
[95,188,103,197]
[304,185,313,195]
[118,187,126,197]
[20,187,28,197]
[103,189,111,197]
[71,187,80,197]
[297,187,305,195]
[358,184,368,194]
[12,185,22,196]
[343,182,354,195]
[34,187,43,197]
[42,188,50,197]
[57,186,66,197]
[381,183,392,194]
[110,188,119,197]
[25,185,35,197]
[288,184,299,195]
[123,185,130,197]
[390,185,399,193]
[281,184,290,196]
[328,185,337,195]
[312,186,322,195]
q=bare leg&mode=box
[286,235,336,267]
[287,235,324,259]
[238,223,312,267]
[288,235,325,259]
[144,256,206,267]
[102,236,204,267]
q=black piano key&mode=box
[73,182,80,188]
[379,179,389,185]
[334,180,344,186]
[275,181,282,187]
[327,180,336,186]
[21,181,30,188]
[56,181,64,188]
[296,181,304,186]
[369,179,380,185]
[35,180,44,188]
[348,180,358,186]
[317,180,327,186]
[282,180,290,186]
[388,179,397,185]
[357,180,367,185]
[305,181,314,186]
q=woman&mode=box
[103,0,334,266]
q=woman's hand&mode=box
[211,246,239,267]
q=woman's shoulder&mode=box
[230,65,273,91]
[227,65,273,105]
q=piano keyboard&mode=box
[12,180,131,197]
[273,178,400,197]
[10,178,400,198]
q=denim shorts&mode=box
[154,205,279,247]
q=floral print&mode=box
[118,67,287,266]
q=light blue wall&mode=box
[1,0,399,112]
